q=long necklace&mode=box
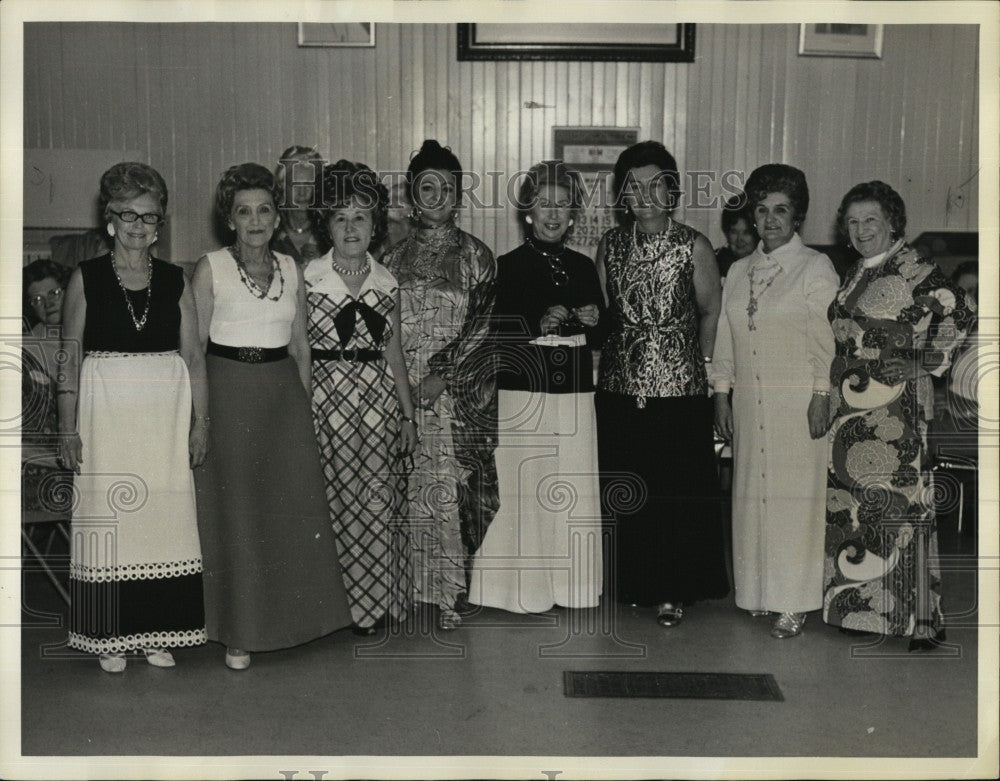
[331,254,371,277]
[110,250,152,331]
[524,235,569,287]
[230,244,284,301]
[630,218,673,263]
[747,259,782,331]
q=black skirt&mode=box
[595,391,729,606]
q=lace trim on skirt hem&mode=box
[68,629,206,654]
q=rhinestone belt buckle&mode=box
[238,346,265,363]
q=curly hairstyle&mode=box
[406,139,463,205]
[98,162,168,223]
[23,259,72,326]
[835,180,907,242]
[312,160,389,250]
[214,163,281,224]
[612,140,682,223]
[720,192,755,234]
[274,145,324,211]
[516,160,585,237]
[744,163,809,222]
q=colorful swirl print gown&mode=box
[822,243,975,638]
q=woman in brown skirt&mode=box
[192,163,352,670]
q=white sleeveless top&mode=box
[206,248,298,348]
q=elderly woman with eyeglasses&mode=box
[469,160,605,614]
[57,162,208,673]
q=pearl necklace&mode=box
[110,251,152,331]
[331,255,370,277]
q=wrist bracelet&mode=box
[703,356,712,363]
[194,416,211,424]
[56,389,77,396]
[813,390,830,396]
[401,415,418,427]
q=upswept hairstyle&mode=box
[274,145,324,210]
[406,139,463,205]
[312,160,389,250]
[214,163,281,223]
[744,163,810,221]
[612,140,682,222]
[835,180,907,242]
[98,162,168,222]
[516,160,585,236]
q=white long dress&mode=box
[710,234,839,613]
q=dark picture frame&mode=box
[457,23,695,62]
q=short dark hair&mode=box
[406,139,463,204]
[312,160,389,250]
[98,162,168,222]
[516,160,585,235]
[835,180,907,241]
[744,164,809,222]
[612,140,681,222]
[214,163,280,223]
[720,192,754,234]
[23,259,72,325]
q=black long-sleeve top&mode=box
[493,240,606,394]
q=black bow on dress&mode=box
[334,300,387,348]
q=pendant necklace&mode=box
[110,250,152,331]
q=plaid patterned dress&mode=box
[305,254,412,628]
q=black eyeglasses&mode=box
[109,209,163,225]
[28,287,63,307]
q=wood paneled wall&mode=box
[23,23,979,265]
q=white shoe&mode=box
[99,653,126,673]
[144,647,176,668]
[225,648,251,670]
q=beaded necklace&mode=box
[230,245,284,301]
[630,218,674,263]
[109,251,152,331]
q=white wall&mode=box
[23,23,979,266]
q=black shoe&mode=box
[454,593,478,617]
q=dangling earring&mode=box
[107,224,115,238]
[525,215,533,225]
[568,219,574,226]
[153,231,159,242]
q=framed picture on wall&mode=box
[297,22,375,48]
[798,23,883,58]
[457,24,695,62]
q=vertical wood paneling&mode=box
[23,23,980,264]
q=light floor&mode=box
[18,517,981,766]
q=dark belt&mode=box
[311,347,382,363]
[207,340,288,363]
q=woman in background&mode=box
[22,260,73,516]
[58,162,207,672]
[192,162,351,669]
[714,193,757,281]
[271,145,326,265]
[595,140,728,628]
[382,139,499,630]
[822,181,975,650]
[711,163,839,639]
[469,160,604,614]
[306,160,418,635]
